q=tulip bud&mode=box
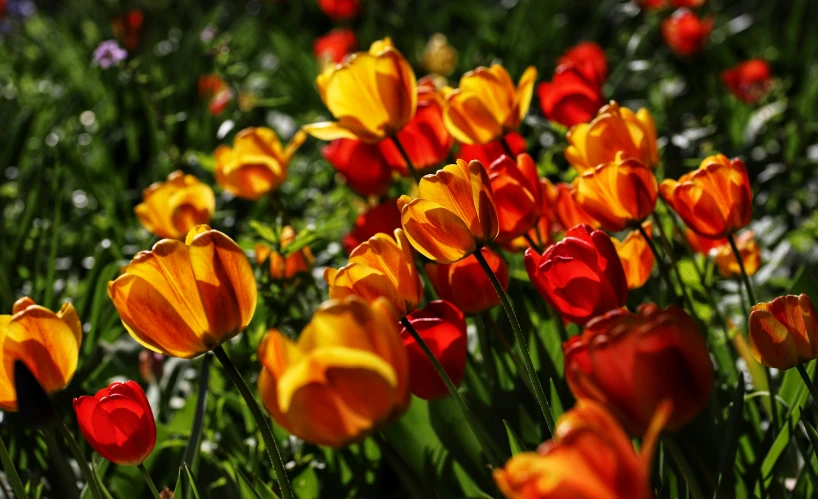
[749,294,818,370]
[425,247,509,316]
[611,222,655,290]
[135,171,215,240]
[662,9,712,57]
[537,63,604,127]
[722,59,773,104]
[14,360,55,429]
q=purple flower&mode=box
[93,40,127,69]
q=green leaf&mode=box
[549,378,564,421]
[183,463,203,499]
[234,467,267,499]
[801,408,818,457]
[503,421,527,456]
[716,380,745,497]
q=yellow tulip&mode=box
[135,171,216,239]
[302,38,417,144]
[0,297,82,411]
[398,159,498,264]
[214,127,306,200]
[443,64,537,145]
[257,296,410,447]
[611,222,655,290]
[324,229,423,318]
[108,225,257,359]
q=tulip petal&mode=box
[301,121,365,142]
[399,198,477,264]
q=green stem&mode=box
[638,223,675,302]
[474,249,555,435]
[44,429,80,499]
[727,233,757,305]
[400,318,504,467]
[137,463,162,499]
[651,214,698,316]
[663,436,705,499]
[213,346,294,499]
[796,365,818,414]
[55,416,104,499]
[182,354,211,468]
[390,136,422,184]
[0,436,28,499]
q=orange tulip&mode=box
[214,127,306,200]
[685,229,726,256]
[325,229,423,318]
[565,101,658,173]
[398,159,498,264]
[443,64,537,145]
[257,296,410,447]
[0,297,82,411]
[749,294,818,370]
[552,182,600,231]
[425,247,509,316]
[611,222,655,290]
[108,225,257,359]
[135,171,216,240]
[660,154,752,239]
[488,153,543,243]
[572,156,658,232]
[303,38,417,144]
[256,226,315,281]
[713,231,760,278]
[494,400,666,499]
[564,304,713,435]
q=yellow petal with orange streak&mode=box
[400,198,476,264]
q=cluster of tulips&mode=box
[1,5,811,498]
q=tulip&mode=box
[612,222,655,290]
[488,153,542,243]
[317,0,361,20]
[214,127,306,200]
[135,171,216,240]
[342,200,403,254]
[684,228,726,255]
[421,33,458,77]
[325,229,423,318]
[258,296,410,447]
[425,247,509,316]
[379,77,453,175]
[537,63,605,127]
[564,304,714,434]
[198,74,232,116]
[749,294,818,370]
[662,9,712,57]
[256,226,315,281]
[722,59,773,104]
[660,154,752,239]
[400,300,467,400]
[551,182,600,231]
[713,231,760,278]
[73,381,156,466]
[572,156,658,232]
[303,38,417,144]
[314,28,357,66]
[111,9,144,51]
[322,138,394,196]
[639,0,705,8]
[503,178,560,252]
[457,132,527,166]
[443,64,537,145]
[494,400,663,499]
[558,41,608,84]
[525,224,627,326]
[398,159,498,263]
[0,297,81,411]
[565,101,658,173]
[108,225,257,359]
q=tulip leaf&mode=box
[183,463,203,499]
[503,420,527,456]
[234,466,272,499]
[549,378,565,421]
[715,379,745,497]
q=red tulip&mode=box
[662,9,712,56]
[488,153,543,243]
[537,63,604,127]
[111,10,144,51]
[317,0,361,20]
[400,300,467,400]
[314,29,357,65]
[322,139,393,196]
[425,247,509,316]
[557,41,607,85]
[343,200,403,254]
[525,224,627,325]
[73,381,156,466]
[552,182,601,231]
[456,132,526,167]
[198,74,232,116]
[722,59,772,104]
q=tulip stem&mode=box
[54,415,104,499]
[796,364,818,414]
[474,249,556,435]
[400,318,504,467]
[0,436,29,499]
[727,233,757,306]
[650,214,699,316]
[137,463,161,499]
[523,234,543,254]
[500,137,515,157]
[638,224,675,302]
[390,136,422,184]
[213,346,294,499]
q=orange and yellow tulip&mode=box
[257,296,410,447]
[135,171,216,240]
[324,229,423,318]
[494,400,666,499]
[0,297,82,411]
[108,225,257,359]
[565,101,658,173]
[488,153,543,243]
[214,127,306,200]
[303,38,417,144]
[713,231,760,278]
[256,226,315,281]
[398,159,498,264]
[660,154,752,239]
[572,156,658,232]
[443,64,537,145]
[749,294,818,370]
[611,222,655,290]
